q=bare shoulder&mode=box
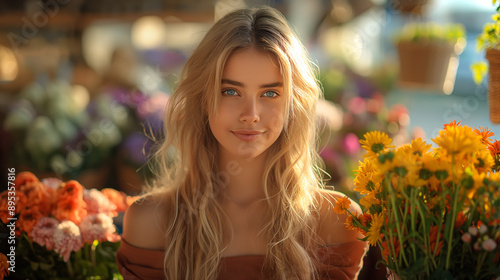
[122,188,177,250]
[315,187,364,246]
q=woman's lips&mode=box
[232,130,264,142]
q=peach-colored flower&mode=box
[53,220,82,262]
[83,189,116,217]
[18,206,44,237]
[52,180,87,225]
[0,253,9,280]
[79,213,117,244]
[13,171,38,190]
[30,217,59,250]
[101,188,133,212]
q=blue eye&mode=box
[223,89,238,96]
[262,91,278,98]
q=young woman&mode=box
[117,6,367,280]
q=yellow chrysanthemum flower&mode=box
[473,149,495,174]
[360,131,394,159]
[367,212,384,246]
[410,138,433,156]
[432,125,485,158]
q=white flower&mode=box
[79,213,116,244]
[53,221,82,262]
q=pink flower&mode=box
[479,224,488,235]
[482,238,497,251]
[30,217,59,250]
[461,233,471,243]
[53,221,82,262]
[468,226,479,236]
[473,242,481,251]
[79,213,117,244]
[83,189,117,217]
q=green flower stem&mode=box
[91,240,97,268]
[66,258,74,278]
[386,175,409,267]
[475,251,487,278]
[445,157,460,269]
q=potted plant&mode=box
[395,22,466,94]
[471,0,500,124]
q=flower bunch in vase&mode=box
[0,171,137,280]
[335,121,500,279]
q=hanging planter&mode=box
[471,1,500,124]
[391,0,429,15]
[395,23,466,94]
[486,48,500,124]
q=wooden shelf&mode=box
[0,10,214,31]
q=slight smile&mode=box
[232,130,265,142]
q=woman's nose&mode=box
[239,98,260,123]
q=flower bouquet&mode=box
[336,121,500,279]
[0,171,136,280]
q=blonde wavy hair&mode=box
[150,6,325,280]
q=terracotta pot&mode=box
[486,48,500,124]
[397,41,462,94]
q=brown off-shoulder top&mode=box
[116,238,368,280]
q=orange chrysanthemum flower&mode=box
[333,196,351,214]
[443,120,461,129]
[0,253,9,280]
[488,140,500,156]
[474,126,495,145]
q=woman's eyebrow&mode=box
[221,79,283,88]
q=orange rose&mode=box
[18,206,43,237]
[19,181,52,216]
[52,181,87,225]
[13,171,39,190]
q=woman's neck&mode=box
[217,151,269,208]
